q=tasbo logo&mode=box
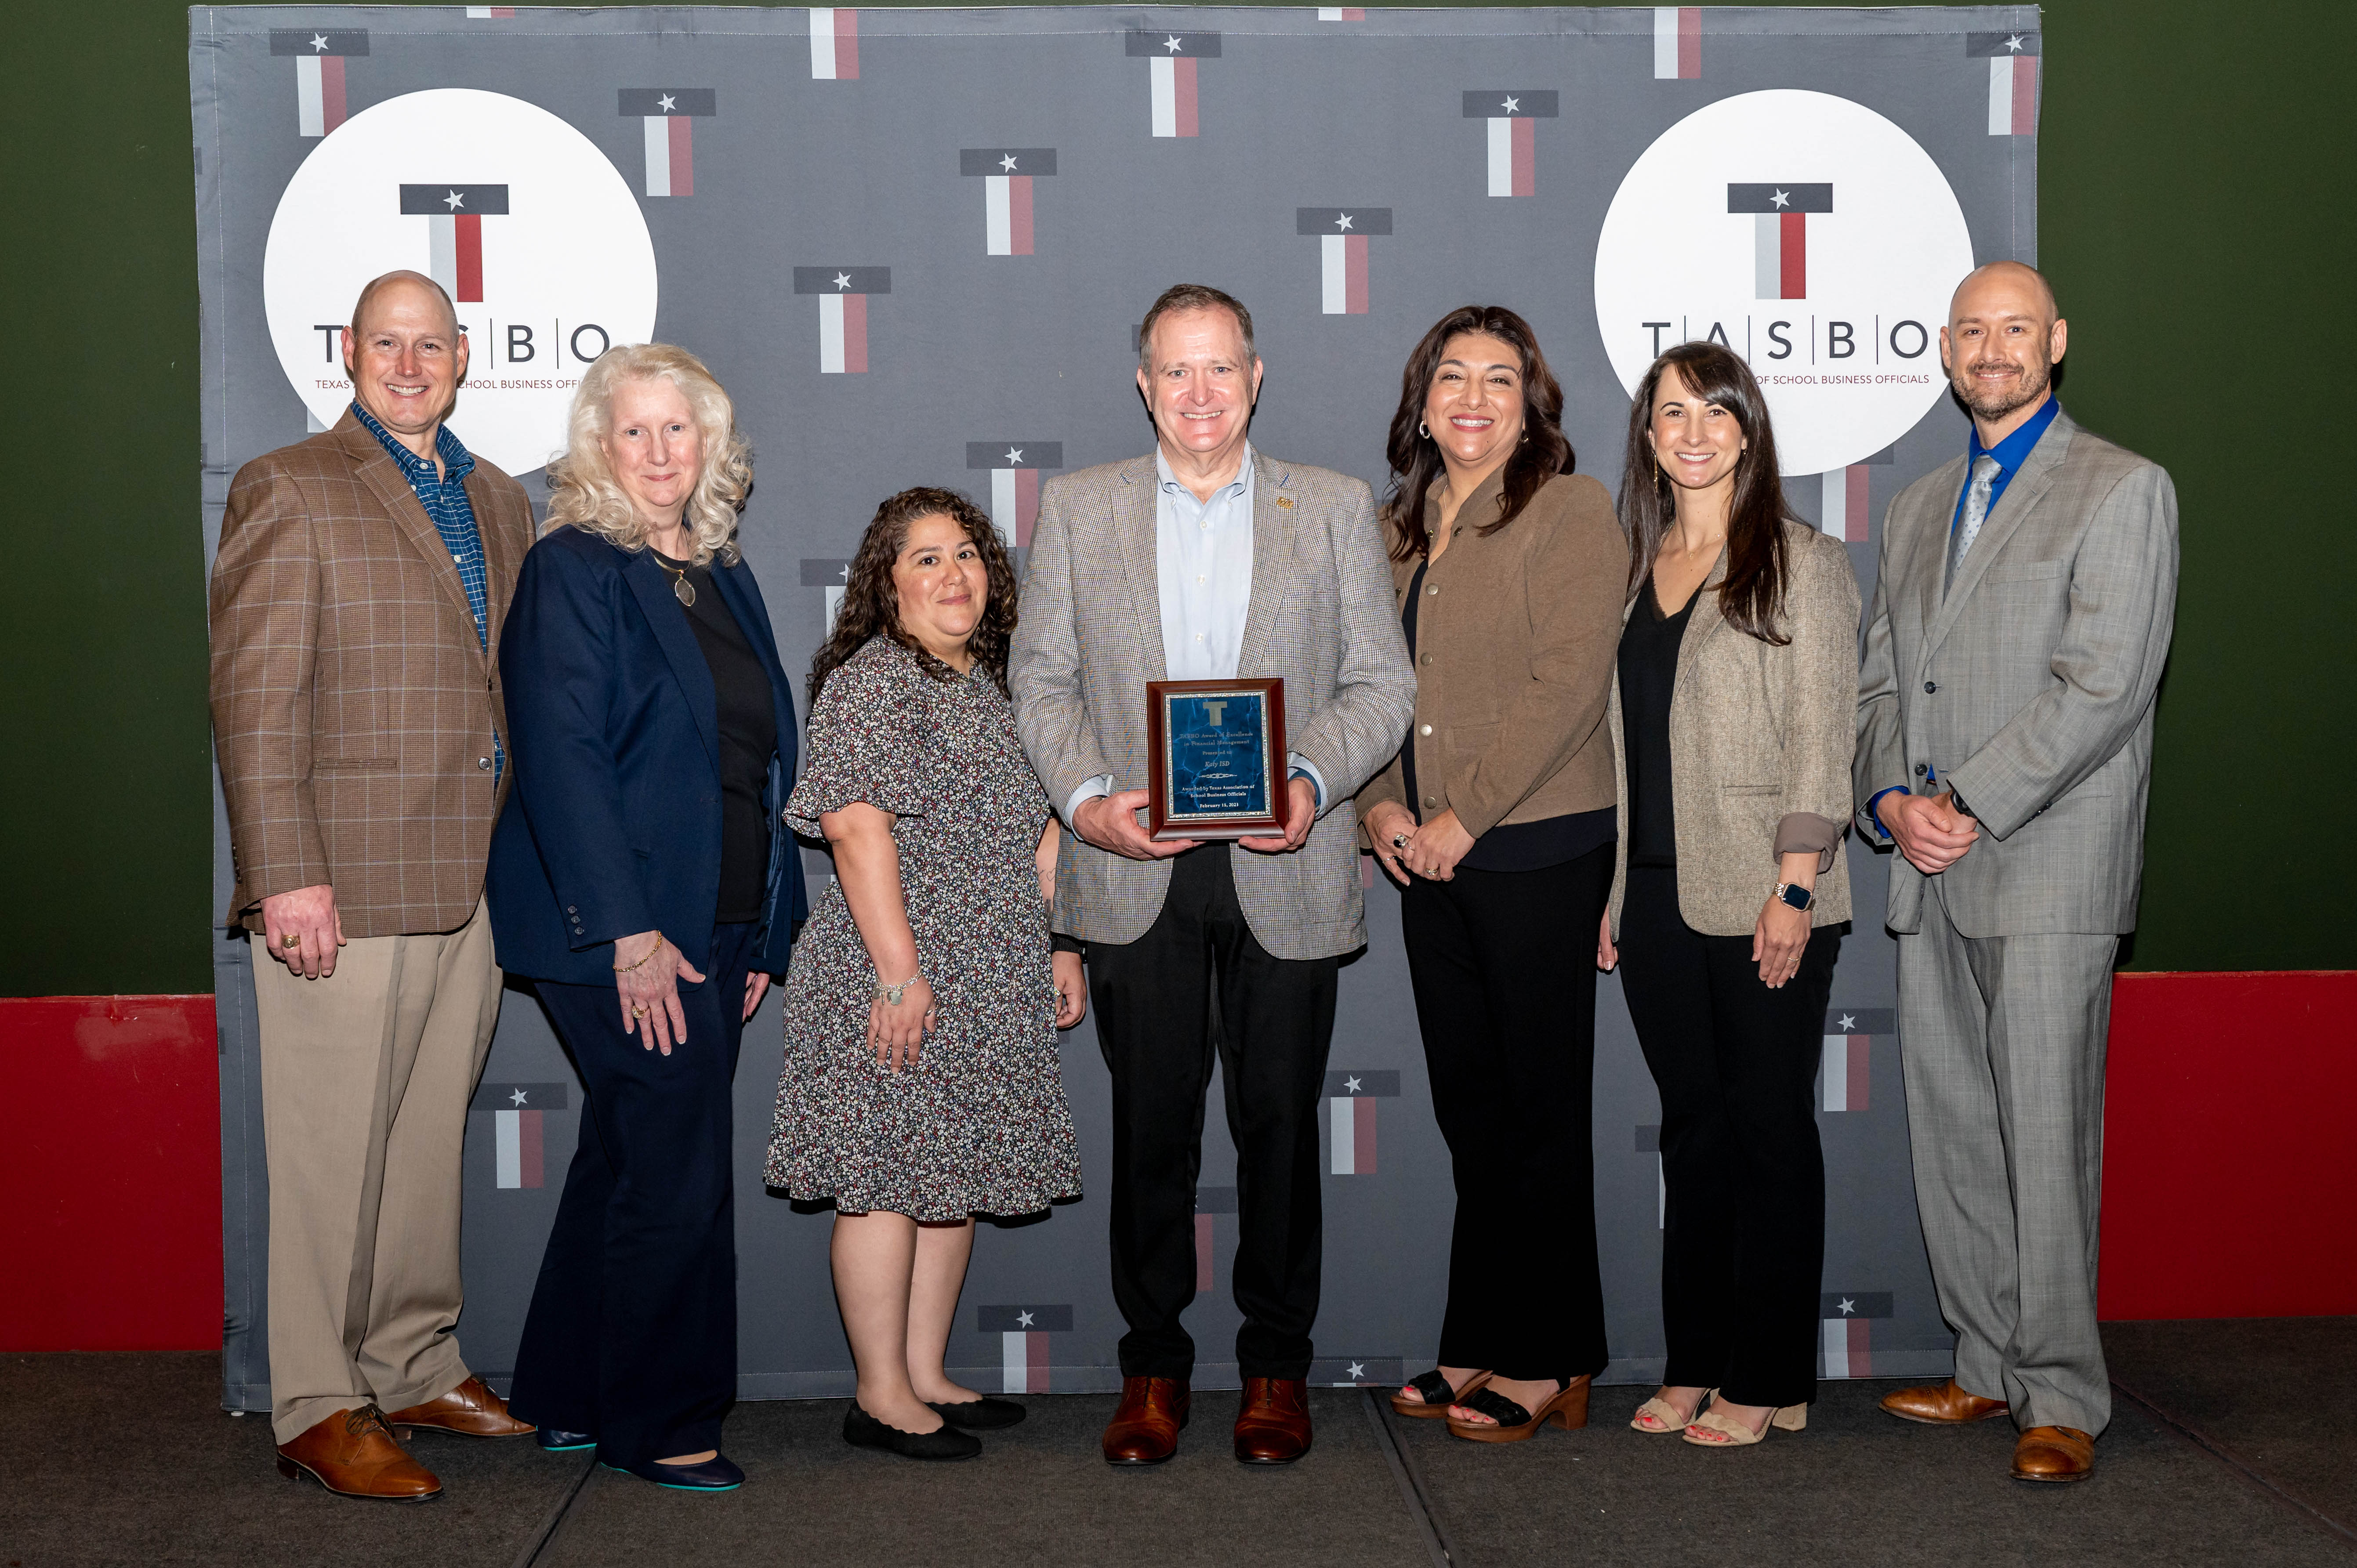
[263,88,658,476]
[1592,90,1974,476]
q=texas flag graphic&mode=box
[801,558,852,628]
[1820,1007,1894,1113]
[1816,445,1895,543]
[464,7,516,16]
[619,90,716,199]
[1194,1184,1237,1293]
[792,268,891,373]
[1969,31,2040,136]
[1125,30,1220,138]
[1820,1291,1894,1377]
[400,185,508,304]
[269,29,367,138]
[809,8,859,79]
[1298,208,1392,316]
[1654,7,1700,80]
[1325,1069,1400,1175]
[1463,91,1558,198]
[958,149,1056,256]
[965,442,1063,547]
[978,1304,1072,1394]
[1311,1356,1405,1388]
[1729,184,1833,300]
[1315,7,1366,18]
[471,1082,569,1190]
[1636,1124,1664,1228]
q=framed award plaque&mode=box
[1145,678,1289,841]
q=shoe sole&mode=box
[393,1423,537,1440]
[1884,1406,2012,1425]
[538,1440,596,1452]
[2012,1467,2093,1484]
[601,1462,746,1490]
[1104,1450,1178,1467]
[275,1454,441,1501]
[1234,1448,1310,1465]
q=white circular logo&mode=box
[1592,89,1974,476]
[263,88,658,476]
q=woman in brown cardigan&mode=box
[1360,306,1628,1443]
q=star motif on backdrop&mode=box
[838,563,849,579]
[443,189,467,210]
[1346,1362,1366,1379]
[1005,447,1024,464]
[1344,1075,1362,1093]
[1162,34,1184,52]
[1770,188,1791,208]
[999,154,1018,171]
[1501,95,1519,113]
[1334,213,1354,231]
[309,33,329,51]
[1837,1296,1857,1315]
[658,93,677,112]
[1016,1309,1035,1328]
[2004,33,2027,51]
[508,1088,529,1106]
[1837,1014,1856,1031]
[833,272,853,290]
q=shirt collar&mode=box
[1155,440,1254,503]
[350,400,477,484]
[1969,394,2060,477]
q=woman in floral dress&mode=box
[767,487,1084,1461]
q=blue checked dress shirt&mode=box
[351,401,503,785]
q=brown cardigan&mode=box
[1357,468,1628,838]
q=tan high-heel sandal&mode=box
[1446,1376,1592,1444]
[1390,1369,1493,1421]
[1631,1386,1713,1434]
[1682,1400,1806,1447]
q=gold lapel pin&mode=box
[1275,496,1294,510]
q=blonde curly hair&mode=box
[544,343,753,566]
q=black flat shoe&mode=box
[604,1453,745,1491]
[537,1428,595,1452]
[928,1396,1026,1430]
[843,1402,983,1460]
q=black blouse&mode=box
[1618,580,1695,870]
[657,551,777,923]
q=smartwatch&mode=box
[1773,881,1814,913]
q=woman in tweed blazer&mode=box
[1597,343,1860,1448]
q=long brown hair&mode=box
[1382,305,1574,562]
[1616,342,1794,646]
[808,487,1017,701]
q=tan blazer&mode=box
[1608,521,1861,938]
[1358,470,1627,837]
[210,411,534,937]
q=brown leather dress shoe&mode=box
[276,1405,442,1500]
[1879,1378,2010,1424]
[385,1374,535,1438]
[1103,1376,1190,1466]
[1234,1377,1313,1465]
[2013,1425,2096,1482]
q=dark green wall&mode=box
[4,1,2345,995]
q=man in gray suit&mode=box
[1012,284,1413,1467]
[1856,261,2177,1484]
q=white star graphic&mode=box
[1837,1013,1856,1031]
[833,272,853,290]
[999,153,1018,172]
[443,189,467,210]
[508,1088,529,1106]
[1837,1296,1857,1315]
[1016,1309,1035,1328]
[2004,33,2027,51]
[309,33,329,51]
[1004,447,1024,465]
[1161,33,1184,52]
[1344,1075,1362,1093]
[1346,1361,1366,1379]
[1501,95,1519,113]
[1334,212,1354,231]
[1770,188,1791,208]
[837,563,849,579]
[657,93,677,112]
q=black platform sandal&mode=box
[1389,1368,1493,1420]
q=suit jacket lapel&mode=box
[1922,411,2077,664]
[337,415,490,667]
[1237,453,1295,677]
[1672,548,1730,693]
[1909,452,1967,652]
[1114,456,1168,680]
[624,550,721,772]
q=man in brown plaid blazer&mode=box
[210,271,537,1499]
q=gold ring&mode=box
[282,933,302,949]
[631,1004,648,1018]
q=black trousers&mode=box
[1400,846,1614,1382]
[1617,867,1838,1407]
[1085,847,1338,1381]
[508,921,756,1466]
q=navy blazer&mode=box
[486,524,809,985]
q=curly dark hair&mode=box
[808,486,1018,703]
[1382,304,1575,563]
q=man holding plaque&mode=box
[1011,284,1414,1467]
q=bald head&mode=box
[341,270,470,457]
[351,269,460,340]
[1950,261,2057,330]
[1940,261,2066,438]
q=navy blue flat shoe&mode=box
[537,1428,595,1452]
[605,1453,745,1491]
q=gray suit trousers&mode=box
[1896,875,2115,1436]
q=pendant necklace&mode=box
[654,552,696,607]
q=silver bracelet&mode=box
[876,972,924,1006]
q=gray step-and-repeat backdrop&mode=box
[195,4,2039,1409]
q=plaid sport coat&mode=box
[210,410,534,937]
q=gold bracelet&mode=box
[613,934,665,973]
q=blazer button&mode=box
[1422,795,1437,810]
[1419,724,1432,736]
[1923,681,1938,694]
[478,756,493,770]
[1426,583,1439,595]
[1419,652,1433,666]
[566,905,577,914]
[1914,763,1928,776]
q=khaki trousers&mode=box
[252,896,501,1442]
